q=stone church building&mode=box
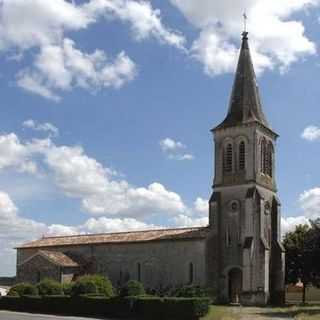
[16,32,285,305]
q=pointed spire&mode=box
[214,32,270,131]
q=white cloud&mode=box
[168,153,194,161]
[0,133,188,218]
[281,186,320,236]
[16,39,137,101]
[80,217,159,234]
[0,0,91,51]
[0,133,37,174]
[281,215,310,236]
[160,138,194,161]
[0,191,47,276]
[301,125,320,141]
[299,187,320,220]
[193,197,208,216]
[23,119,59,137]
[84,0,186,49]
[170,0,317,75]
[0,0,186,100]
[160,138,185,152]
[16,72,62,102]
[172,214,208,228]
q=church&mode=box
[15,32,285,306]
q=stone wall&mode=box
[17,238,207,289]
[17,254,61,284]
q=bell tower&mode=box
[206,32,285,305]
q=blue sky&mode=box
[1,0,320,276]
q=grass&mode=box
[201,305,320,320]
[201,306,240,320]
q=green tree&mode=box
[283,221,320,304]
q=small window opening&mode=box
[189,263,194,284]
[137,263,141,282]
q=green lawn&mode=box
[201,306,240,320]
[201,305,320,320]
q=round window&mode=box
[230,201,239,212]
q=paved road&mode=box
[0,311,109,320]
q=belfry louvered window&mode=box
[224,143,233,172]
[261,138,273,177]
[239,141,245,170]
[261,138,267,174]
[267,142,273,177]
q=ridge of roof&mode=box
[37,226,204,240]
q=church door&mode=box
[228,268,242,303]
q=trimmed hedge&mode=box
[163,297,210,319]
[134,297,210,320]
[0,295,210,319]
[134,296,163,320]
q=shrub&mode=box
[37,279,63,296]
[7,283,38,297]
[172,285,209,298]
[62,282,74,295]
[71,275,113,297]
[120,280,145,297]
[71,279,97,296]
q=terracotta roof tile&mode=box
[19,250,79,267]
[39,250,79,267]
[17,227,209,249]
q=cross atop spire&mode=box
[243,12,247,33]
[213,31,272,132]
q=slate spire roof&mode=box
[214,32,270,131]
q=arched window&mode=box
[261,138,267,174]
[239,141,245,170]
[267,142,273,177]
[137,262,141,282]
[189,263,194,284]
[224,143,233,173]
